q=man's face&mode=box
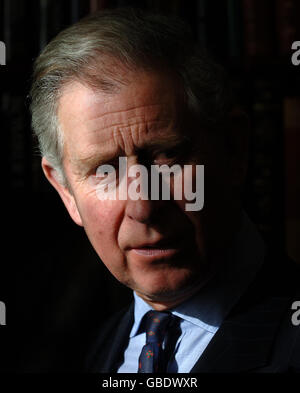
[45,70,239,309]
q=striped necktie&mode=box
[138,310,172,373]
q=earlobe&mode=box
[41,157,83,227]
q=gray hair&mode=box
[30,7,234,186]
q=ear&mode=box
[226,108,250,186]
[41,157,83,226]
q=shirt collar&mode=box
[130,211,265,337]
[130,292,153,338]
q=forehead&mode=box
[58,70,188,164]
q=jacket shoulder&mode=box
[84,302,134,372]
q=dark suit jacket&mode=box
[85,251,300,373]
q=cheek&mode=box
[171,166,207,254]
[171,164,201,210]
[78,195,125,253]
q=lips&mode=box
[127,235,185,259]
[129,235,181,250]
[131,247,179,257]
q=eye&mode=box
[88,161,119,187]
[153,148,181,165]
[90,158,119,175]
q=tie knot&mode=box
[144,310,172,343]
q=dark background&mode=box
[0,0,300,372]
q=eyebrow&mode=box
[72,149,123,175]
[72,134,190,174]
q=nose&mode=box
[125,197,166,224]
[124,162,168,224]
[123,156,173,224]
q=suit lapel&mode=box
[190,296,289,372]
[190,249,291,373]
[92,303,134,373]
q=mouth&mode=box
[128,236,185,259]
[130,247,180,257]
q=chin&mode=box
[130,268,205,304]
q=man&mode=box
[30,8,300,373]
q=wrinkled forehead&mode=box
[57,70,192,157]
[59,69,186,121]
